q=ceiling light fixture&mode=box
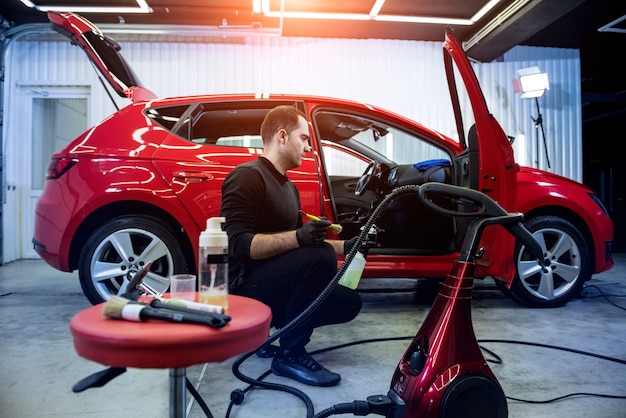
[19,0,152,14]
[252,0,270,15]
[598,14,626,34]
[369,0,387,17]
[264,0,502,26]
[463,0,532,50]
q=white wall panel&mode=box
[5,35,583,183]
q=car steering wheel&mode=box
[355,160,379,196]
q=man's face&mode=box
[284,116,311,169]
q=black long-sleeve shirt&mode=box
[220,156,303,284]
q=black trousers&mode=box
[232,243,362,352]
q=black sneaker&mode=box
[271,350,341,387]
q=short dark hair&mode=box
[260,105,307,144]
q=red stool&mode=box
[70,294,271,417]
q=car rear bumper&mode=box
[33,189,75,272]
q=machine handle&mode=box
[418,183,545,264]
[418,182,508,218]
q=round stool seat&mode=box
[70,294,271,369]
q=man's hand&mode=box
[343,236,376,255]
[296,220,331,247]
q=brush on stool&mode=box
[102,295,228,328]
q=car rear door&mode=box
[443,30,518,281]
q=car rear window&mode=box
[147,101,306,149]
[145,105,190,131]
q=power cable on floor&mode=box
[582,284,626,310]
[506,392,626,404]
[221,281,626,417]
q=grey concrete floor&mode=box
[1,255,625,418]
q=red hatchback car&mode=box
[34,12,614,307]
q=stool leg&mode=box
[169,368,187,418]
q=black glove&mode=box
[344,236,375,255]
[296,219,331,247]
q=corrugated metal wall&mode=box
[4,34,582,181]
[477,46,582,179]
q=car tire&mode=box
[499,215,590,308]
[78,215,189,304]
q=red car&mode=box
[34,12,614,307]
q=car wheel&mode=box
[78,215,188,304]
[502,215,590,308]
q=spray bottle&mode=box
[338,226,377,290]
[338,247,367,290]
[198,217,229,310]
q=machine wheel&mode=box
[439,374,507,418]
[501,215,590,308]
[78,215,188,304]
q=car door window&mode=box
[315,110,455,253]
[321,142,367,177]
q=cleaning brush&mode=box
[303,212,343,234]
[102,295,228,328]
[149,298,230,323]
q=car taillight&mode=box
[46,158,78,179]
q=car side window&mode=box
[321,141,368,177]
[215,135,263,148]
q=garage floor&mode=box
[1,254,625,418]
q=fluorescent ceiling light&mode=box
[20,0,152,13]
[464,0,531,50]
[252,0,270,15]
[264,0,501,26]
[471,0,502,22]
[598,14,626,34]
[369,0,386,17]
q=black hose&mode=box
[313,401,371,417]
[230,185,422,418]
[186,377,214,418]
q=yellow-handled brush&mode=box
[303,213,343,234]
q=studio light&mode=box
[513,66,551,169]
[514,66,550,98]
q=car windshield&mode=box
[315,110,450,177]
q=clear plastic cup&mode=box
[169,274,196,301]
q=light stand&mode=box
[513,66,551,169]
[532,96,551,169]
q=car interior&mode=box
[313,110,457,255]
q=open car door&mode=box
[444,29,519,283]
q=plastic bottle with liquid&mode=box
[338,248,367,290]
[198,217,229,310]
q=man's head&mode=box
[260,105,311,173]
[260,105,307,144]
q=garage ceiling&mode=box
[1,0,625,122]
